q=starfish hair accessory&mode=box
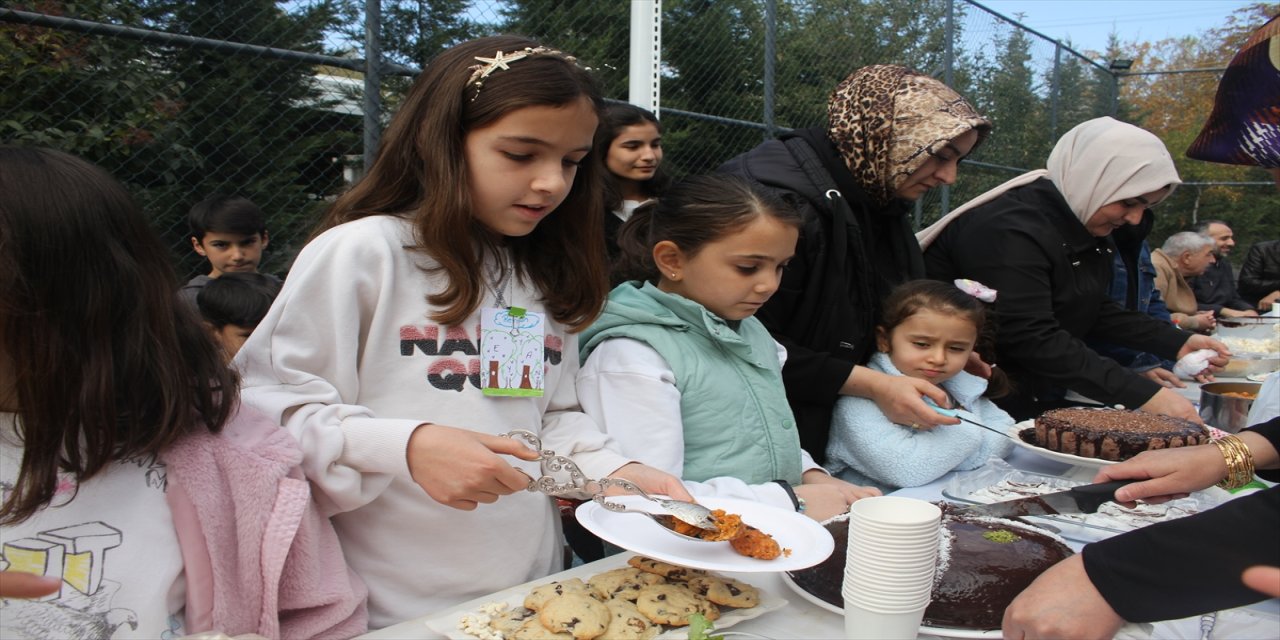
[466,46,591,102]
[954,278,997,303]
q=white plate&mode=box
[421,553,787,639]
[778,573,1000,639]
[1006,420,1118,468]
[575,495,834,572]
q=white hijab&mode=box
[918,117,1181,248]
[1046,116,1181,226]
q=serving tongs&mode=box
[501,430,719,540]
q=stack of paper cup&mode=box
[842,496,942,640]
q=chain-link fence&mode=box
[0,0,1148,280]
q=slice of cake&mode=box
[1032,408,1209,462]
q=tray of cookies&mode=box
[429,554,786,639]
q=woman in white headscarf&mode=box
[919,117,1228,421]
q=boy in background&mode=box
[179,194,278,307]
[196,272,282,359]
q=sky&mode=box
[977,0,1260,56]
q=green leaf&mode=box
[687,613,723,640]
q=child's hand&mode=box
[406,424,541,510]
[795,480,882,522]
[0,571,62,599]
[604,463,695,503]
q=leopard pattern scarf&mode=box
[827,65,991,207]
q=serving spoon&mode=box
[501,430,720,540]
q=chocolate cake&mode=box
[786,510,1073,630]
[1031,408,1209,462]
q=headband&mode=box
[467,46,590,101]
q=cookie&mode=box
[509,617,575,640]
[524,578,597,611]
[489,606,537,637]
[537,593,610,640]
[588,567,665,601]
[634,583,719,626]
[686,576,760,608]
[627,556,707,582]
[601,598,658,640]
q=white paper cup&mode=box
[849,496,942,528]
[844,599,929,639]
[844,588,932,612]
[849,527,941,546]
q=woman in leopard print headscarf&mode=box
[717,65,990,463]
[827,65,991,207]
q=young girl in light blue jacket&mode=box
[826,279,1014,490]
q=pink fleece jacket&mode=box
[161,404,368,639]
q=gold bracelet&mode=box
[1211,435,1256,490]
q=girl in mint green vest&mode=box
[579,174,880,524]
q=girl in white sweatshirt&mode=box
[233,35,689,628]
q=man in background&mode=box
[1188,219,1259,318]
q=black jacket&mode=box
[922,178,1189,418]
[1188,256,1255,313]
[717,128,924,459]
[1084,417,1280,622]
[1238,239,1280,304]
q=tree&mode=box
[1,1,196,195]
[499,0,632,100]
[2,0,355,278]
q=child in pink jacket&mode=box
[0,146,366,639]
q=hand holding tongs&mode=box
[501,430,719,533]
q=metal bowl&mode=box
[1199,381,1262,433]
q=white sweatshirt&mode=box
[576,337,826,511]
[234,215,631,628]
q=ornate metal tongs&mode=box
[501,430,719,538]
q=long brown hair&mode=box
[0,146,238,525]
[317,35,609,330]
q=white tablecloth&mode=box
[358,442,1279,639]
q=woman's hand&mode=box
[1093,430,1278,504]
[1178,334,1230,368]
[1002,555,1125,640]
[1138,367,1184,388]
[406,424,542,510]
[0,572,62,599]
[1091,445,1227,504]
[964,351,992,379]
[1243,566,1280,598]
[844,366,960,429]
[1258,291,1280,312]
[605,463,695,502]
[1138,387,1202,424]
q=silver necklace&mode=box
[486,253,513,309]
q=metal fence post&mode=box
[763,0,777,140]
[363,0,382,171]
[940,0,955,217]
[1111,72,1120,116]
[1050,43,1061,138]
[629,0,661,113]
